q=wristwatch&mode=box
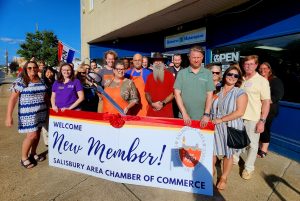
[203,113,210,117]
[259,118,266,123]
[162,101,166,107]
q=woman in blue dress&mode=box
[6,61,48,169]
[211,66,248,190]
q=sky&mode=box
[0,0,81,65]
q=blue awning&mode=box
[215,14,300,47]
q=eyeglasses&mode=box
[27,66,38,70]
[226,73,240,78]
[212,71,220,75]
[78,72,86,75]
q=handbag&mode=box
[216,88,250,149]
[227,126,250,149]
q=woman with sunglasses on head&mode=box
[51,63,84,112]
[5,61,48,169]
[258,62,284,158]
[102,60,139,114]
[76,64,99,112]
[211,66,248,190]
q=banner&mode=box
[58,41,75,63]
[49,110,214,196]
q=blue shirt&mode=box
[125,68,152,83]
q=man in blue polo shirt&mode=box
[174,46,215,127]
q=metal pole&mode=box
[5,49,8,74]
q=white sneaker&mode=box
[242,170,254,180]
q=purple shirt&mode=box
[52,79,83,109]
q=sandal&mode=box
[257,149,267,158]
[20,159,35,169]
[217,177,227,190]
[30,154,46,162]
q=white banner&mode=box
[48,110,214,196]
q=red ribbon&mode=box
[105,113,125,128]
[50,110,214,130]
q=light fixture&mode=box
[255,46,285,51]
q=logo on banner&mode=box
[179,146,201,168]
[174,127,206,168]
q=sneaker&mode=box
[242,170,254,180]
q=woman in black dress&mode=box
[258,62,284,157]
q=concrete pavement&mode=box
[0,82,299,201]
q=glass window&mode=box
[211,33,300,103]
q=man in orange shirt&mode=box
[97,50,118,112]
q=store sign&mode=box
[212,51,240,63]
[165,28,206,48]
[48,110,214,196]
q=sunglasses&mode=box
[212,71,220,75]
[27,66,38,70]
[226,73,240,78]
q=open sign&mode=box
[212,52,240,63]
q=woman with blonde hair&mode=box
[76,64,99,112]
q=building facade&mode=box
[81,0,300,161]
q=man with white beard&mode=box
[144,53,175,118]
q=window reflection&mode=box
[212,33,300,103]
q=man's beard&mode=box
[174,63,181,68]
[153,64,165,82]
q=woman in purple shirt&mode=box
[51,63,84,112]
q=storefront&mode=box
[89,28,208,67]
[207,1,300,161]
[211,34,300,102]
[88,0,300,160]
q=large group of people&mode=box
[5,45,284,192]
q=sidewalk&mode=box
[0,83,299,201]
